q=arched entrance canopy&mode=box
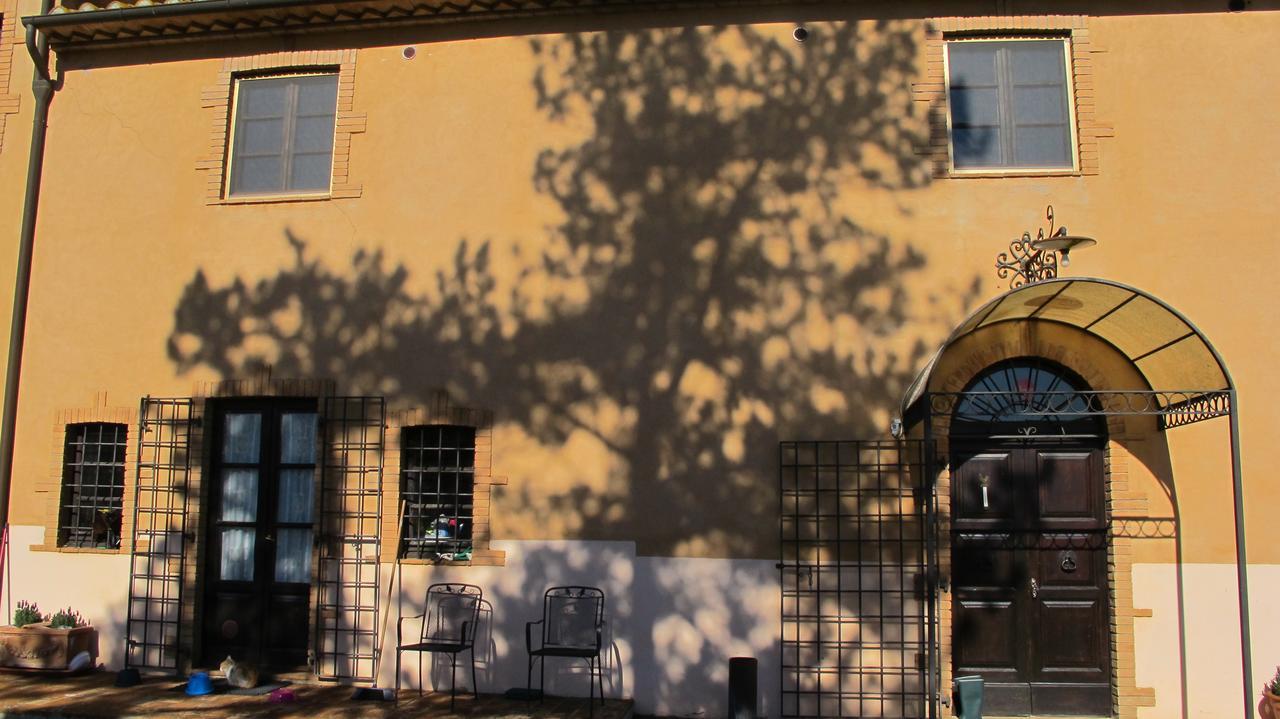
[900,277,1234,428]
[896,276,1252,718]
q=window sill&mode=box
[217,191,334,206]
[29,544,121,555]
[394,551,506,568]
[948,167,1081,179]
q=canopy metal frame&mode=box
[899,278,1252,718]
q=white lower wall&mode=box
[4,525,132,668]
[2,528,779,717]
[378,540,781,718]
[1133,562,1280,719]
[9,525,1280,718]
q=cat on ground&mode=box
[219,655,260,689]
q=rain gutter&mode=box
[24,0,336,30]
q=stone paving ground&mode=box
[0,671,634,718]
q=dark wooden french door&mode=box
[951,442,1111,716]
[202,399,319,670]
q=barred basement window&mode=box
[400,425,474,560]
[58,422,127,549]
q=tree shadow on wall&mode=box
[170,20,981,713]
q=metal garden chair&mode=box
[396,582,482,711]
[526,586,606,712]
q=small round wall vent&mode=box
[402,46,417,60]
[792,26,809,42]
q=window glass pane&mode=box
[1013,125,1073,167]
[238,117,286,156]
[220,469,259,521]
[288,153,333,192]
[238,78,290,118]
[233,157,284,195]
[295,75,339,115]
[277,469,315,523]
[274,529,312,583]
[953,127,1003,167]
[948,43,999,86]
[949,86,1001,127]
[220,528,255,581]
[1011,41,1066,84]
[280,413,317,464]
[1012,85,1068,125]
[292,115,336,154]
[222,413,261,463]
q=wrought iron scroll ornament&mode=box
[995,205,1064,288]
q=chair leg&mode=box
[395,649,401,697]
[597,654,605,704]
[471,647,479,699]
[450,654,458,713]
[419,652,424,697]
[588,657,596,719]
[540,655,546,703]
[527,655,533,697]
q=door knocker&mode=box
[1059,551,1078,573]
[979,474,991,509]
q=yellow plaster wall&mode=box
[5,4,1278,564]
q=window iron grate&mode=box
[58,422,127,549]
[399,425,475,560]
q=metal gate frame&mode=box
[314,396,385,681]
[779,439,938,719]
[125,397,196,672]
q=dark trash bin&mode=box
[955,675,984,719]
[728,657,758,719]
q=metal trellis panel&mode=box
[780,440,936,719]
[125,397,196,672]
[314,396,385,681]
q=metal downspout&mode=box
[0,0,57,590]
[1229,392,1254,718]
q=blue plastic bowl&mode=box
[185,671,214,696]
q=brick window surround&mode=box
[383,395,506,567]
[197,50,365,204]
[33,395,136,554]
[913,15,1113,178]
[0,1,21,153]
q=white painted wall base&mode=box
[6,527,1277,718]
[1133,562,1280,719]
[3,529,780,717]
[378,540,781,718]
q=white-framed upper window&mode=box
[944,37,1077,172]
[225,72,339,197]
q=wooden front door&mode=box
[951,442,1111,716]
[202,399,319,670]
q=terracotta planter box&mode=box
[0,624,96,670]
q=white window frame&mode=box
[223,70,340,199]
[943,36,1080,175]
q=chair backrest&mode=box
[541,586,605,649]
[422,583,483,646]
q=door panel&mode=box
[953,451,1020,530]
[203,400,318,670]
[1035,450,1104,533]
[951,443,1110,716]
